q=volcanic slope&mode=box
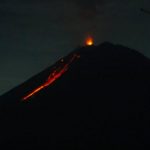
[0,42,150,149]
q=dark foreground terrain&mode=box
[0,42,150,149]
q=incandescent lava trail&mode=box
[22,53,80,101]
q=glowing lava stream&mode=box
[22,54,80,101]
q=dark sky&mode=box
[0,0,150,95]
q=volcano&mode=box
[0,42,150,149]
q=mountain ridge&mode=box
[0,42,150,148]
[1,42,148,100]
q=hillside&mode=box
[0,42,150,149]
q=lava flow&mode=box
[22,53,80,101]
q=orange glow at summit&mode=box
[85,36,94,46]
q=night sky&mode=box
[0,0,150,95]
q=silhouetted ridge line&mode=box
[0,42,150,148]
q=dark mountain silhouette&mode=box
[0,42,150,149]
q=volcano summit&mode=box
[0,42,150,149]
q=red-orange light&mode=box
[85,36,94,46]
[22,54,80,101]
